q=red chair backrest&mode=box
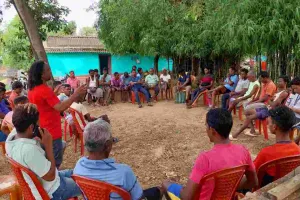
[6,154,50,200]
[257,155,300,189]
[72,175,131,200]
[69,107,87,134]
[194,165,248,200]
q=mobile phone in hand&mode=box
[33,124,42,138]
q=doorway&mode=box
[98,54,111,74]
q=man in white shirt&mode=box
[160,68,171,100]
[145,68,159,100]
[221,68,249,109]
[6,103,80,200]
[286,77,300,126]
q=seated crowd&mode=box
[2,60,300,200]
[67,66,172,108]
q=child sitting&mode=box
[1,96,29,135]
[9,81,24,109]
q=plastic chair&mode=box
[63,114,73,141]
[256,155,300,190]
[6,155,78,200]
[0,175,21,200]
[193,165,248,200]
[69,108,86,156]
[72,175,131,200]
[233,106,244,121]
[7,155,50,199]
[191,90,209,107]
[131,91,145,104]
[255,119,268,140]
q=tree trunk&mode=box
[154,54,160,73]
[12,0,48,63]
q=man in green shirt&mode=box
[145,68,159,100]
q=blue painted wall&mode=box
[111,55,173,73]
[47,52,173,77]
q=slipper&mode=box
[229,134,238,141]
[244,130,259,137]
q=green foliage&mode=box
[79,27,97,36]
[48,21,77,36]
[0,16,33,69]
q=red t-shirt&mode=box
[254,142,300,176]
[28,84,62,139]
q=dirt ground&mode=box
[0,101,274,198]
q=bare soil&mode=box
[0,101,274,199]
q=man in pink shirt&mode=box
[66,71,80,92]
[163,108,258,200]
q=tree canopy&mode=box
[98,0,300,77]
[79,26,97,36]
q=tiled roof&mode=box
[44,36,107,53]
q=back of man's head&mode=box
[206,108,233,138]
[12,81,23,90]
[13,104,39,133]
[14,96,29,107]
[260,71,270,79]
[269,106,295,133]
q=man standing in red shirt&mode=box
[28,61,86,168]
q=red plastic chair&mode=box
[256,155,300,190]
[255,119,268,140]
[63,113,73,141]
[193,165,248,200]
[0,175,22,200]
[233,106,244,121]
[69,108,86,156]
[191,90,209,107]
[131,91,145,104]
[6,155,78,200]
[72,175,131,200]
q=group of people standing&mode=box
[66,65,172,108]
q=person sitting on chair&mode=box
[9,81,24,109]
[208,67,239,109]
[121,72,132,103]
[286,77,300,143]
[162,108,258,200]
[222,68,249,109]
[99,68,112,106]
[86,69,103,106]
[160,68,171,100]
[145,68,159,101]
[1,96,28,135]
[173,69,192,103]
[130,70,152,108]
[230,71,277,140]
[253,106,300,187]
[57,84,72,102]
[111,72,122,103]
[187,66,214,108]
[228,71,260,112]
[268,75,290,109]
[6,103,81,199]
[74,118,162,200]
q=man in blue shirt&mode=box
[173,69,192,103]
[130,70,152,108]
[74,119,161,200]
[208,67,239,109]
